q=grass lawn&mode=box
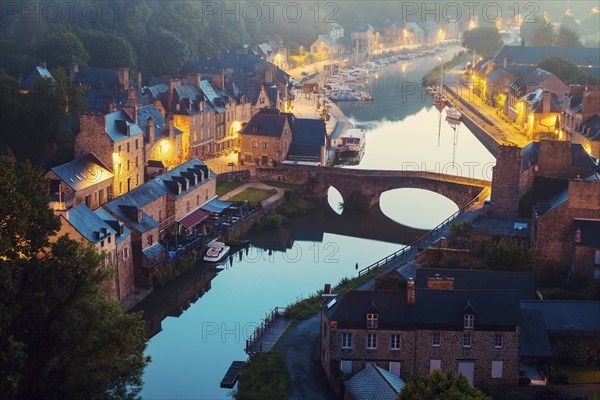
[228,188,273,206]
[216,180,244,196]
[561,366,600,384]
[264,181,300,190]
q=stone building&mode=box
[240,109,292,166]
[46,153,113,211]
[311,34,339,58]
[53,204,134,303]
[320,279,522,394]
[75,108,145,197]
[561,87,600,158]
[351,24,375,63]
[490,141,597,219]
[102,158,216,287]
[137,104,185,173]
[521,89,563,140]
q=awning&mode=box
[178,208,210,229]
[201,198,232,214]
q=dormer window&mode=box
[366,313,378,329]
[464,314,474,329]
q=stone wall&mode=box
[323,311,520,387]
[217,170,251,183]
[415,248,479,269]
[490,145,522,218]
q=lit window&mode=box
[494,334,503,348]
[262,142,267,149]
[366,313,378,329]
[464,314,474,329]
[366,333,377,350]
[432,332,441,347]
[341,333,352,349]
[390,334,400,350]
[463,333,472,348]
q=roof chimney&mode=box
[137,71,142,90]
[69,62,79,83]
[118,68,129,91]
[503,57,507,69]
[407,279,415,304]
[146,116,155,144]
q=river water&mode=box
[139,53,495,399]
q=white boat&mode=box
[446,108,462,121]
[203,242,230,263]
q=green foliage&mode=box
[398,369,492,400]
[531,20,557,47]
[556,26,583,47]
[475,239,534,272]
[538,56,599,86]
[450,221,471,237]
[0,158,149,399]
[531,386,567,400]
[34,31,89,70]
[285,268,382,321]
[462,27,504,56]
[344,191,371,211]
[152,253,196,287]
[147,28,190,77]
[234,351,289,400]
[77,30,138,70]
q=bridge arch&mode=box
[326,186,344,215]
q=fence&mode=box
[245,307,288,354]
[358,194,480,276]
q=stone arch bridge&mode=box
[256,165,491,209]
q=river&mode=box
[139,52,495,399]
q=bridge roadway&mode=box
[258,165,492,209]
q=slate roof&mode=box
[94,207,131,245]
[105,109,143,142]
[414,268,536,299]
[563,92,584,113]
[102,158,214,233]
[21,66,55,90]
[200,80,227,113]
[522,89,562,113]
[520,300,600,332]
[137,105,166,142]
[519,308,553,358]
[535,188,568,215]
[493,45,600,70]
[470,217,531,240]
[345,364,405,400]
[521,142,540,172]
[240,112,288,137]
[324,289,521,330]
[142,242,167,260]
[577,114,600,141]
[85,88,129,112]
[65,204,116,244]
[571,143,598,167]
[405,22,423,33]
[316,34,337,48]
[573,219,600,247]
[51,153,113,191]
[287,143,321,160]
[354,23,374,32]
[74,68,119,89]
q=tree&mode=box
[34,31,89,70]
[538,56,599,85]
[147,28,190,76]
[531,20,556,46]
[556,26,583,47]
[398,369,492,400]
[77,30,138,70]
[476,238,534,272]
[0,158,150,399]
[462,27,504,56]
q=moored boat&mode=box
[203,242,230,263]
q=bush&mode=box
[233,351,289,400]
[550,370,569,384]
[532,386,568,400]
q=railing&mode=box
[245,307,287,354]
[358,193,481,277]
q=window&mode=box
[432,332,441,347]
[463,333,472,348]
[186,201,190,212]
[341,360,352,374]
[389,361,401,376]
[107,235,111,244]
[493,334,503,348]
[464,314,474,329]
[390,334,400,350]
[430,359,442,371]
[262,142,267,149]
[118,145,122,154]
[491,361,503,378]
[252,140,257,148]
[366,333,377,349]
[135,139,139,150]
[123,247,128,260]
[100,239,105,248]
[127,142,130,153]
[147,235,153,246]
[196,195,200,205]
[341,333,352,349]
[366,313,378,328]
